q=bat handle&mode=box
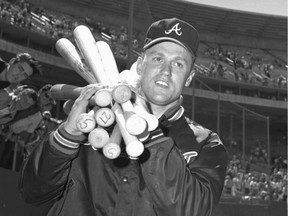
[112,103,144,158]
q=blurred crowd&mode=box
[0,0,286,204]
[223,153,287,203]
[202,46,287,89]
[0,0,143,60]
[221,133,287,203]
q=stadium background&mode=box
[0,0,286,215]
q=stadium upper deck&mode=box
[27,0,287,48]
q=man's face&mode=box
[138,41,194,107]
[6,61,33,83]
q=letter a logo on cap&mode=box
[165,23,182,36]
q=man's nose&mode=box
[161,62,172,76]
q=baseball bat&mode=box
[73,26,147,136]
[50,84,82,101]
[119,62,141,90]
[94,107,115,127]
[94,89,113,107]
[111,84,132,104]
[76,106,116,132]
[76,107,98,133]
[55,38,97,84]
[56,30,114,148]
[73,25,111,85]
[119,64,158,132]
[102,124,122,159]
[50,84,112,107]
[88,127,110,149]
[73,26,146,155]
[121,101,147,135]
[63,99,75,116]
[95,41,147,135]
[112,103,144,158]
[133,98,158,132]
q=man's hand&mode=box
[63,84,105,135]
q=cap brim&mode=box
[144,37,195,57]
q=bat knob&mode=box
[134,106,159,132]
[102,142,121,159]
[76,113,96,133]
[126,140,144,158]
[88,127,110,149]
[125,115,147,136]
[112,84,132,104]
[93,89,112,107]
[94,107,115,127]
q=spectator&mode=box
[0,53,41,110]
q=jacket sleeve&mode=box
[18,124,86,205]
[140,130,228,216]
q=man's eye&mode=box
[152,57,162,62]
[173,62,183,68]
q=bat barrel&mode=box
[73,25,111,85]
[55,38,97,84]
[50,84,82,101]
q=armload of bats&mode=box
[50,25,158,159]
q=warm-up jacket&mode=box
[19,104,228,216]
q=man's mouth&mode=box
[155,80,168,87]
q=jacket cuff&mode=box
[50,124,87,154]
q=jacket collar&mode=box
[158,96,184,126]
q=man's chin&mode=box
[148,96,172,106]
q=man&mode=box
[19,18,228,216]
[0,53,41,108]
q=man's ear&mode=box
[136,56,143,75]
[185,70,195,87]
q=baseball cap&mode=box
[144,18,199,57]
